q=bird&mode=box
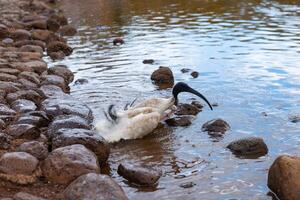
[95,82,213,143]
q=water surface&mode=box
[49,0,300,199]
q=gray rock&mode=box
[11,99,37,113]
[0,104,16,116]
[41,74,68,92]
[16,141,48,160]
[48,65,74,84]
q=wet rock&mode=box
[38,84,65,98]
[118,163,162,186]
[26,19,47,30]
[31,29,51,42]
[47,115,91,139]
[143,59,154,64]
[10,29,31,41]
[0,119,5,130]
[46,41,73,56]
[165,116,193,127]
[0,133,11,150]
[52,128,110,163]
[7,124,40,139]
[74,78,88,85]
[202,119,230,136]
[191,100,204,109]
[64,173,128,200]
[181,68,191,73]
[0,68,20,76]
[0,104,16,116]
[13,192,46,200]
[175,103,200,116]
[48,65,74,84]
[0,152,40,184]
[24,60,47,74]
[18,52,43,62]
[0,24,9,38]
[19,45,43,55]
[40,97,93,122]
[16,141,48,160]
[14,115,48,127]
[11,99,37,113]
[48,51,65,60]
[48,14,68,26]
[42,144,100,184]
[41,74,68,92]
[180,182,196,188]
[289,115,300,123]
[46,18,60,32]
[18,79,38,90]
[2,38,14,45]
[268,155,300,200]
[0,81,20,93]
[113,38,124,45]
[151,66,174,88]
[59,25,77,36]
[227,137,268,157]
[191,71,199,78]
[6,90,42,104]
[18,71,40,85]
[14,40,46,50]
[0,73,18,82]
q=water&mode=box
[49,0,300,199]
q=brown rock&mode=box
[41,74,68,92]
[0,119,5,130]
[0,133,11,150]
[0,73,17,82]
[151,66,174,88]
[17,141,48,160]
[202,118,230,136]
[18,78,38,90]
[0,68,20,76]
[48,14,68,26]
[38,84,65,98]
[24,60,47,74]
[142,59,154,64]
[59,25,77,36]
[0,24,9,38]
[191,71,199,78]
[14,40,46,50]
[18,52,43,62]
[31,29,51,42]
[227,137,268,158]
[165,116,193,127]
[10,30,31,41]
[47,41,72,56]
[268,155,300,200]
[42,144,100,184]
[113,38,124,45]
[13,192,46,200]
[48,51,65,60]
[19,45,43,55]
[117,163,162,186]
[11,99,37,113]
[47,18,60,32]
[175,103,200,116]
[64,173,128,200]
[18,71,40,85]
[0,81,20,93]
[48,65,74,84]
[6,90,42,104]
[191,100,204,109]
[0,104,16,116]
[52,128,110,163]
[7,124,40,139]
[26,20,47,30]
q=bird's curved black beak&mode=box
[172,82,213,110]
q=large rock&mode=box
[150,66,174,88]
[0,81,20,93]
[0,68,20,76]
[52,128,110,163]
[24,61,47,74]
[202,118,230,136]
[47,115,91,139]
[46,41,72,56]
[268,155,300,200]
[48,65,74,84]
[0,152,40,184]
[42,144,100,184]
[41,74,68,92]
[11,99,37,113]
[0,104,16,116]
[31,29,51,42]
[6,90,42,104]
[165,116,193,127]
[19,45,43,55]
[7,124,40,139]
[38,84,65,98]
[14,115,48,127]
[118,163,162,186]
[0,73,18,82]
[64,173,128,200]
[26,19,47,30]
[10,29,31,41]
[13,192,46,200]
[175,103,201,116]
[16,141,48,160]
[227,137,268,158]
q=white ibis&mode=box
[95,82,212,143]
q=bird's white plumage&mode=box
[95,97,175,143]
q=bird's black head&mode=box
[172,82,213,110]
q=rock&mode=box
[7,124,40,139]
[191,71,199,78]
[74,78,88,85]
[18,71,40,85]
[113,38,124,45]
[46,18,60,32]
[202,119,230,136]
[268,155,300,200]
[41,74,68,92]
[48,14,68,26]
[18,79,38,90]
[52,128,110,163]
[143,59,154,64]
[38,84,65,98]
[13,192,46,200]
[31,29,51,42]
[151,66,174,88]
[289,115,300,123]
[64,173,128,200]
[175,103,200,116]
[191,100,203,109]
[16,141,48,160]
[42,144,100,184]
[0,68,20,76]
[181,68,191,73]
[10,30,31,41]
[26,19,47,30]
[0,133,11,150]
[0,119,5,129]
[0,24,9,38]
[117,163,162,186]
[0,81,20,93]
[14,40,46,50]
[6,90,42,104]
[180,182,196,188]
[2,38,14,45]
[41,97,93,122]
[0,104,16,115]
[165,116,193,127]
[19,45,43,55]
[49,51,65,60]
[227,137,268,157]
[11,99,37,113]
[0,73,18,82]
[14,114,48,127]
[0,152,39,184]
[18,52,43,62]
[24,60,47,74]
[47,41,72,56]
[47,115,91,138]
[59,25,77,36]
[48,65,74,84]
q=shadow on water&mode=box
[47,0,300,199]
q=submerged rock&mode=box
[117,163,162,186]
[227,137,268,158]
[268,155,300,200]
[289,115,300,123]
[74,78,88,85]
[150,66,174,88]
[191,71,199,78]
[64,173,128,200]
[165,116,193,127]
[143,59,154,64]
[16,141,48,160]
[175,103,200,116]
[113,38,124,45]
[181,68,191,73]
[42,144,100,184]
[202,118,230,136]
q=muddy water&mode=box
[50,0,300,199]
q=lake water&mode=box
[49,0,300,199]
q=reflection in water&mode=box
[49,0,300,199]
